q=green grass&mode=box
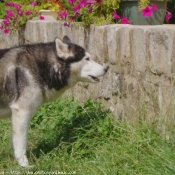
[0,97,175,174]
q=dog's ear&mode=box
[55,37,69,59]
[63,36,71,44]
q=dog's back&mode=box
[0,42,64,105]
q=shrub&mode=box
[0,1,41,34]
[58,0,129,27]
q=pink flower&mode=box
[69,17,74,22]
[6,3,15,7]
[16,6,22,12]
[60,11,68,19]
[121,17,131,24]
[141,6,153,17]
[73,11,79,17]
[5,15,10,19]
[68,0,76,4]
[64,21,69,27]
[151,3,158,11]
[87,0,94,4]
[72,5,81,12]
[25,10,31,16]
[30,2,37,6]
[18,11,23,16]
[5,3,10,6]
[88,6,93,13]
[6,10,14,17]
[166,11,172,22]
[112,12,120,19]
[3,19,9,26]
[78,0,87,7]
[4,28,9,34]
[0,26,3,29]
[40,15,45,20]
[14,3,21,9]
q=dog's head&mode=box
[55,36,109,84]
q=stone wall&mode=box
[1,20,175,125]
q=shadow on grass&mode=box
[28,101,111,159]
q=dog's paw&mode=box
[17,155,30,168]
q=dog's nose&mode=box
[103,64,109,73]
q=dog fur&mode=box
[0,36,108,167]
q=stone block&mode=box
[53,21,64,39]
[118,25,133,66]
[106,24,120,65]
[131,26,149,73]
[0,32,19,49]
[94,25,108,63]
[25,20,38,43]
[148,26,174,77]
[87,25,96,59]
[70,24,85,48]
[61,22,72,40]
[25,20,61,43]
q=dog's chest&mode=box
[43,87,69,103]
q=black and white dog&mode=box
[0,36,108,167]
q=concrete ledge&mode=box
[1,20,175,124]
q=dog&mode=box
[0,36,108,167]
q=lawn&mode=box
[0,97,175,175]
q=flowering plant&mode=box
[59,0,130,27]
[138,0,172,22]
[0,1,43,34]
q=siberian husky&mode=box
[0,36,108,167]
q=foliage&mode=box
[57,0,171,26]
[59,0,123,27]
[0,0,63,34]
[35,0,60,11]
[138,0,150,11]
[0,1,40,34]
[0,0,172,29]
[138,0,172,21]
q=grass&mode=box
[0,97,175,174]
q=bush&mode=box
[0,1,40,34]
[59,0,124,27]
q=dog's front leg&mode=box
[11,108,31,167]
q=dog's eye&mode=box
[85,57,90,61]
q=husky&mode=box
[0,36,108,167]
